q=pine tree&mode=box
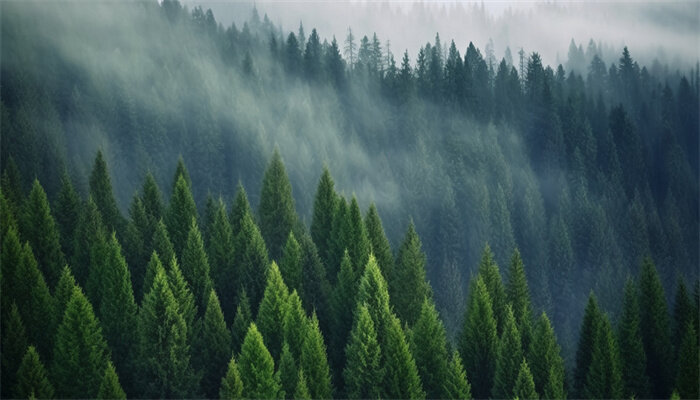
[256,261,290,360]
[279,342,298,400]
[1,156,23,213]
[52,287,110,398]
[238,323,281,399]
[97,362,126,400]
[411,298,450,399]
[54,172,80,258]
[137,266,197,398]
[298,233,332,331]
[618,278,649,398]
[675,321,699,399]
[476,244,507,335]
[346,196,370,277]
[167,175,198,258]
[392,222,431,326]
[232,290,253,353]
[181,218,213,315]
[152,219,176,274]
[220,355,244,400]
[280,232,302,293]
[196,290,232,398]
[230,182,252,235]
[55,266,78,317]
[171,156,192,191]
[311,166,337,271]
[513,359,538,400]
[294,370,311,400]
[459,276,498,399]
[71,197,105,288]
[328,197,350,280]
[330,250,356,388]
[344,304,383,399]
[383,313,425,399]
[492,305,523,399]
[122,195,149,300]
[0,191,17,243]
[443,351,472,400]
[141,172,164,223]
[234,211,270,316]
[528,313,565,399]
[142,251,164,302]
[584,314,623,399]
[14,346,54,399]
[364,203,394,281]
[89,150,125,237]
[21,179,65,289]
[574,292,601,397]
[673,279,694,363]
[507,249,533,351]
[356,255,391,337]
[300,312,332,399]
[207,198,236,323]
[638,257,673,398]
[259,149,297,261]
[1,303,27,398]
[166,255,197,340]
[1,225,23,316]
[283,290,309,362]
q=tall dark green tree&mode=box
[528,313,565,399]
[345,196,370,277]
[238,323,281,399]
[89,150,125,236]
[230,182,252,235]
[220,355,243,400]
[1,303,27,399]
[330,250,356,388]
[151,220,175,276]
[180,218,213,315]
[256,261,290,360]
[675,322,699,400]
[97,361,126,400]
[71,197,105,288]
[513,359,538,400]
[492,305,523,399]
[278,342,298,400]
[383,313,425,399]
[196,290,232,398]
[344,304,383,399]
[477,244,507,335]
[14,346,54,399]
[618,278,649,399]
[391,222,431,326]
[232,290,253,353]
[310,166,337,270]
[166,255,197,340]
[258,149,297,261]
[300,312,332,399]
[411,298,450,399]
[167,174,198,259]
[141,172,164,223]
[207,197,236,322]
[280,232,302,293]
[54,172,80,258]
[234,211,270,316]
[506,249,533,351]
[584,314,623,399]
[574,292,601,397]
[364,203,394,281]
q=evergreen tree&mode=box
[55,266,77,318]
[330,250,356,387]
[142,251,164,302]
[492,305,523,399]
[282,290,309,362]
[294,370,311,400]
[364,203,394,281]
[584,314,623,399]
[346,196,370,277]
[443,351,472,400]
[122,195,150,301]
[355,254,391,337]
[477,244,507,335]
[298,233,332,331]
[54,172,80,258]
[197,290,232,398]
[71,197,104,288]
[391,222,431,326]
[344,304,383,399]
[300,312,332,399]
[167,174,198,259]
[234,211,270,316]
[328,197,350,280]
[411,298,450,399]
[230,182,252,235]
[220,355,243,400]
[1,156,23,213]
[675,322,699,400]
[21,179,65,289]
[14,346,54,399]
[311,166,337,270]
[1,226,23,316]
[232,290,253,353]
[383,313,425,399]
[166,256,197,341]
[459,276,498,399]
[1,303,27,398]
[506,249,533,351]
[97,362,126,400]
[528,313,565,399]
[208,198,236,323]
[181,218,213,315]
[574,292,601,397]
[137,266,197,398]
[258,149,297,261]
[89,151,125,236]
[141,172,164,223]
[278,342,298,400]
[0,191,17,244]
[238,323,281,399]
[171,156,192,191]
[638,257,673,398]
[513,359,538,400]
[618,278,649,399]
[52,287,110,398]
[152,219,176,273]
[280,232,302,293]
[256,261,290,360]
[672,279,694,362]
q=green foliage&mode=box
[583,314,622,399]
[97,362,126,400]
[328,196,350,281]
[356,254,391,336]
[54,172,80,258]
[506,249,533,351]
[492,305,523,399]
[673,279,694,361]
[513,359,538,400]
[230,182,252,235]
[411,298,450,399]
[1,226,23,318]
[181,218,213,315]
[618,278,649,399]
[172,157,192,191]
[21,179,65,289]
[528,313,565,399]
[232,290,253,354]
[294,370,311,400]
[364,203,394,281]
[197,290,232,398]
[675,321,699,399]
[220,355,244,400]
[52,286,110,398]
[391,221,431,326]
[141,172,164,222]
[151,219,176,274]
[278,342,298,400]
[55,267,78,318]
[234,211,270,316]
[459,276,498,399]
[280,232,302,293]
[574,292,601,397]
[443,351,472,400]
[0,191,17,243]
[166,256,197,339]
[1,303,27,398]
[345,196,370,278]
[71,197,105,288]
[14,346,54,399]
[283,290,309,362]
[256,261,290,360]
[259,149,297,261]
[476,244,507,335]
[89,150,125,236]
[344,304,383,399]
[142,251,163,302]
[330,250,356,387]
[311,166,337,271]
[300,312,332,399]
[207,198,236,323]
[167,174,198,258]
[297,233,332,332]
[383,313,425,399]
[238,323,281,399]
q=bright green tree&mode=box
[283,290,309,362]
[166,255,197,340]
[574,292,601,397]
[346,196,370,277]
[513,359,538,400]
[52,286,110,398]
[492,305,523,399]
[256,261,290,360]
[618,278,649,398]
[528,313,565,399]
[55,266,77,317]
[142,251,164,302]
[232,290,253,353]
[344,304,383,399]
[279,342,298,400]
[584,314,623,399]
[181,218,213,315]
[280,232,302,293]
[476,244,507,335]
[14,346,54,399]
[443,351,472,400]
[294,370,311,400]
[97,362,126,400]
[506,249,533,351]
[258,149,297,261]
[328,196,350,281]
[207,198,236,323]
[167,174,198,258]
[171,156,191,190]
[356,254,391,336]
[220,355,244,400]
[383,313,425,399]
[300,312,332,399]
[411,298,450,399]
[234,211,270,316]
[196,290,232,398]
[298,233,332,331]
[391,221,431,326]
[230,182,252,235]
[238,323,281,399]
[89,150,125,237]
[310,166,337,271]
[675,321,699,399]
[151,219,175,273]
[364,203,394,281]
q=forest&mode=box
[0,0,698,399]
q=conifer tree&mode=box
[52,287,110,398]
[181,218,213,315]
[311,166,337,270]
[618,278,649,399]
[21,179,65,288]
[392,221,431,326]
[220,355,244,400]
[197,290,232,398]
[584,314,623,399]
[294,370,311,400]
[89,151,125,237]
[574,292,601,397]
[256,261,290,360]
[14,346,54,399]
[492,305,523,399]
[137,266,197,398]
[330,250,356,385]
[238,323,281,399]
[171,157,192,191]
[141,172,164,223]
[259,149,297,261]
[364,203,394,281]
[328,197,350,279]
[528,313,565,399]
[207,198,236,322]
[54,172,80,258]
[356,255,391,336]
[123,195,150,299]
[638,257,673,398]
[298,233,332,330]
[283,290,309,362]
[300,312,332,399]
[55,266,78,317]
[232,290,253,353]
[507,249,533,351]
[142,251,164,302]
[344,304,383,399]
[70,197,105,287]
[234,211,270,316]
[383,313,425,399]
[166,255,197,339]
[443,351,472,400]
[459,276,498,399]
[152,219,176,274]
[411,298,450,399]
[513,359,538,400]
[279,342,298,400]
[280,232,302,293]
[97,362,126,400]
[672,279,694,362]
[167,174,198,258]
[675,322,699,400]
[0,191,17,243]
[1,156,23,212]
[1,304,27,398]
[346,196,370,277]
[230,182,252,235]
[1,225,23,315]
[476,244,507,335]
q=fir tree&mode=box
[280,232,302,293]
[492,305,523,399]
[171,157,192,191]
[618,278,649,398]
[411,298,450,399]
[364,203,394,281]
[14,346,54,399]
[311,166,337,271]
[256,261,290,360]
[141,172,164,223]
[55,266,77,317]
[230,182,252,235]
[166,255,197,340]
[459,276,498,399]
[346,196,370,277]
[283,290,309,362]
[232,290,253,353]
[279,342,298,400]
[167,174,198,258]
[1,156,23,213]
[196,290,232,398]
[443,351,472,400]
[122,195,150,301]
[330,250,356,387]
[300,312,332,399]
[2,303,27,399]
[258,149,297,261]
[355,254,391,337]
[238,323,281,399]
[142,251,164,302]
[675,321,699,400]
[220,355,244,400]
[52,287,110,398]
[71,197,104,288]
[207,198,236,323]
[97,362,126,400]
[513,359,538,400]
[383,313,425,399]
[89,151,125,237]
[392,221,431,326]
[294,370,311,400]
[344,304,383,399]
[21,179,65,289]
[584,314,623,399]
[234,211,270,316]
[476,244,507,335]
[328,197,350,280]
[1,226,23,316]
[574,292,601,397]
[54,172,80,258]
[0,191,17,243]
[672,279,694,363]
[528,313,565,399]
[298,233,332,331]
[151,219,175,274]
[507,249,533,351]
[181,218,213,315]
